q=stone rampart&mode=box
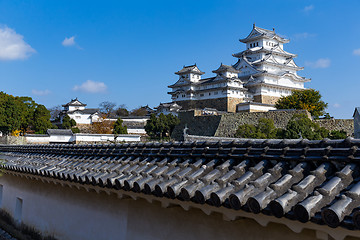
[171,111,222,141]
[172,110,354,140]
[0,136,27,145]
[314,119,354,136]
[214,110,310,137]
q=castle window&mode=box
[182,94,186,97]
[209,93,211,95]
[200,94,204,97]
[256,42,259,46]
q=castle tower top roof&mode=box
[62,98,87,107]
[240,25,289,44]
[175,64,205,75]
[212,63,239,74]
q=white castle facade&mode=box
[168,24,310,112]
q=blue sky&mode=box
[0,0,359,118]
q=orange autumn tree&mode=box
[275,89,328,118]
[90,115,114,134]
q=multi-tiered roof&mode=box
[233,25,310,85]
[167,25,311,112]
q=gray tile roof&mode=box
[175,65,205,75]
[240,26,289,44]
[1,138,360,230]
[62,98,87,107]
[212,64,239,74]
[46,129,73,136]
[66,108,99,115]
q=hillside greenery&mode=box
[235,114,348,140]
[0,92,54,135]
[275,89,328,118]
[145,113,180,139]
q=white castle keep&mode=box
[168,24,310,112]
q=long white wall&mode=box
[25,133,141,144]
[0,174,325,240]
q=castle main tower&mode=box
[233,24,310,105]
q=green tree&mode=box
[145,113,180,139]
[275,89,328,118]
[235,124,258,138]
[113,118,128,134]
[131,106,150,116]
[62,115,76,129]
[115,104,129,116]
[329,130,347,139]
[33,105,53,134]
[0,92,54,135]
[283,114,329,140]
[71,127,80,133]
[235,118,280,139]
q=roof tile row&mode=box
[1,139,360,230]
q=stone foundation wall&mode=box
[175,97,244,113]
[0,136,27,145]
[253,95,280,105]
[172,110,310,140]
[215,110,310,137]
[171,111,222,141]
[227,97,244,112]
[175,98,229,112]
[314,119,354,136]
[172,110,355,141]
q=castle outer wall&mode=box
[0,173,349,240]
[253,95,281,105]
[171,110,354,141]
[175,97,244,113]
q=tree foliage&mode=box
[99,101,116,117]
[115,104,129,117]
[0,92,54,135]
[49,105,62,121]
[131,106,149,116]
[113,118,128,134]
[61,115,77,129]
[33,105,53,134]
[234,114,340,140]
[283,114,329,140]
[145,113,180,139]
[235,118,281,139]
[90,118,114,134]
[275,89,328,118]
[329,130,348,139]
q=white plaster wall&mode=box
[127,129,147,135]
[0,174,322,240]
[237,104,276,112]
[68,106,85,111]
[25,136,50,144]
[75,134,140,142]
[0,175,128,240]
[49,135,74,143]
[278,77,304,88]
[68,113,92,124]
[122,119,148,124]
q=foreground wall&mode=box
[0,174,343,240]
